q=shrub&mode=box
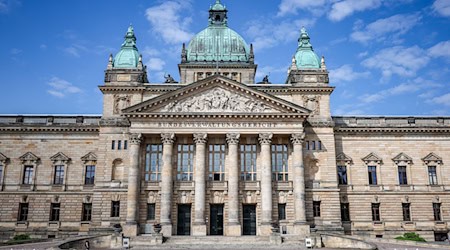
[395,232,426,242]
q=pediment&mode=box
[81,152,97,163]
[0,152,8,164]
[362,152,382,164]
[392,153,412,164]
[19,152,40,163]
[336,153,352,164]
[123,75,310,117]
[422,152,442,164]
[50,152,71,163]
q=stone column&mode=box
[124,133,142,237]
[291,133,309,236]
[193,133,207,236]
[160,133,175,236]
[259,133,273,236]
[226,133,241,236]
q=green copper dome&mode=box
[185,0,250,63]
[294,27,320,69]
[113,25,140,68]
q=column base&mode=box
[259,223,273,236]
[161,223,173,236]
[226,223,242,236]
[123,223,139,237]
[192,223,207,236]
[293,222,310,237]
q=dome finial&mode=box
[293,27,320,69]
[112,25,140,68]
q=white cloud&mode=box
[329,65,369,83]
[431,93,450,106]
[145,1,193,44]
[362,46,429,79]
[0,0,20,13]
[255,66,287,82]
[328,0,381,22]
[246,19,316,51]
[351,13,421,44]
[146,58,166,71]
[64,44,87,58]
[428,40,450,58]
[47,77,82,98]
[433,0,450,18]
[277,0,326,17]
[10,48,22,55]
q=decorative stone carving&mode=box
[113,94,131,114]
[258,133,273,144]
[129,133,143,145]
[243,191,257,204]
[340,195,348,203]
[161,87,274,113]
[303,95,321,116]
[179,191,192,204]
[0,152,9,164]
[52,195,60,203]
[362,152,382,165]
[212,191,225,204]
[193,133,208,144]
[111,194,120,202]
[422,152,443,165]
[278,191,288,204]
[392,153,413,165]
[313,195,321,202]
[433,195,440,203]
[81,152,97,163]
[161,133,175,144]
[148,191,158,203]
[83,195,92,203]
[290,133,305,145]
[50,152,71,164]
[372,195,379,203]
[21,195,29,203]
[226,133,240,144]
[19,152,39,164]
[402,195,410,203]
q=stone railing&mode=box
[333,116,450,128]
[0,115,101,126]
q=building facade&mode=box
[0,0,449,242]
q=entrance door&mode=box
[177,204,191,235]
[210,204,224,235]
[243,205,256,235]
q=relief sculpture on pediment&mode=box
[161,88,275,113]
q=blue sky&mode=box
[0,0,449,115]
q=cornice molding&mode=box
[335,127,450,134]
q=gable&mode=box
[362,152,382,164]
[392,152,412,164]
[422,152,442,164]
[123,75,310,117]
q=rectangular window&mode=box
[208,144,225,181]
[124,140,128,150]
[433,203,441,221]
[82,203,92,221]
[18,203,29,221]
[341,203,350,222]
[317,141,322,150]
[402,203,411,221]
[371,203,380,221]
[428,166,438,185]
[145,144,163,181]
[278,204,286,220]
[111,140,115,150]
[240,144,257,181]
[23,165,33,184]
[118,140,122,150]
[111,201,120,217]
[53,165,65,185]
[368,166,377,185]
[272,144,288,181]
[84,165,95,185]
[398,166,408,185]
[306,141,310,150]
[0,165,3,184]
[50,203,60,221]
[310,141,316,150]
[337,165,347,185]
[147,203,156,220]
[313,201,321,217]
[177,144,194,181]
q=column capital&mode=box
[226,133,240,145]
[129,133,143,145]
[193,133,208,144]
[291,133,305,145]
[161,133,175,144]
[258,133,273,145]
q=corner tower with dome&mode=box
[179,0,256,84]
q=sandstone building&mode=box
[0,0,449,242]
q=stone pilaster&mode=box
[193,133,207,236]
[160,133,175,236]
[226,133,241,236]
[291,133,309,236]
[124,133,142,237]
[259,133,273,236]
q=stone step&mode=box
[165,236,270,245]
